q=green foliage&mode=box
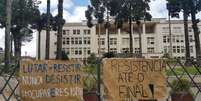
[170,78,191,94]
[103,52,115,58]
[166,67,201,76]
[83,76,96,91]
[108,0,152,27]
[0,0,41,43]
[61,51,69,60]
[166,0,191,18]
[162,53,171,59]
[87,53,98,65]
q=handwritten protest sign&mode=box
[20,60,83,101]
[102,58,167,101]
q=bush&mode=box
[170,78,191,95]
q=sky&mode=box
[0,0,200,57]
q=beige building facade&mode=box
[37,18,201,60]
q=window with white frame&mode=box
[189,35,193,42]
[84,29,90,35]
[173,46,176,53]
[110,48,117,53]
[147,37,154,45]
[121,48,129,53]
[134,48,140,53]
[134,37,139,43]
[73,29,80,35]
[190,46,194,53]
[66,38,70,45]
[84,37,90,45]
[75,37,79,44]
[147,47,154,53]
[181,46,185,53]
[162,27,169,33]
[122,38,129,45]
[71,48,75,55]
[71,38,74,44]
[110,38,117,45]
[98,38,105,45]
[173,27,182,33]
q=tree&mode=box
[0,0,40,64]
[5,0,12,68]
[167,0,190,64]
[46,0,50,59]
[56,0,64,59]
[107,0,152,56]
[32,13,48,60]
[61,50,69,60]
[86,0,106,56]
[189,0,201,60]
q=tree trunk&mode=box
[45,0,50,59]
[13,37,21,65]
[106,7,110,54]
[38,31,41,60]
[5,0,12,69]
[129,17,133,54]
[56,0,63,59]
[137,22,142,58]
[190,5,201,60]
[183,11,191,65]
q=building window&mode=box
[147,37,154,45]
[110,48,117,53]
[122,48,129,53]
[87,48,91,54]
[100,48,105,53]
[173,46,176,53]
[83,47,91,55]
[110,38,117,45]
[134,37,139,43]
[181,46,185,53]
[75,38,79,44]
[147,47,154,53]
[84,29,90,35]
[190,46,194,53]
[75,48,79,55]
[134,48,140,53]
[84,37,90,45]
[63,30,66,35]
[71,48,75,55]
[189,35,193,42]
[73,30,76,34]
[84,48,87,55]
[162,27,169,33]
[163,35,170,43]
[77,30,80,34]
[71,38,74,44]
[73,30,80,35]
[66,38,70,45]
[99,38,105,45]
[122,38,129,45]
[79,37,82,44]
[177,46,180,53]
[173,27,182,33]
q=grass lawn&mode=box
[166,67,201,76]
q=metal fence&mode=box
[0,58,201,101]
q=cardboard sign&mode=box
[20,60,83,101]
[102,59,167,101]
